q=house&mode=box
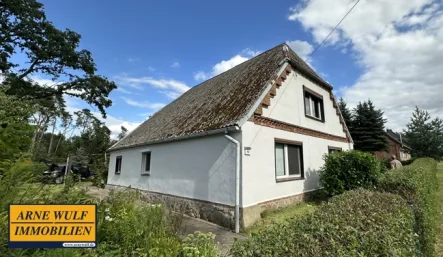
[107,43,353,232]
[375,129,412,161]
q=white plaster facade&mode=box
[107,64,353,227]
[107,133,240,206]
[241,69,353,207]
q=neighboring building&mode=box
[375,129,412,161]
[107,43,353,232]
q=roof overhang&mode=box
[108,125,241,152]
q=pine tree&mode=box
[404,107,443,160]
[338,97,352,130]
[351,100,387,152]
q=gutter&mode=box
[224,127,241,233]
[109,125,240,152]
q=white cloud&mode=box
[115,87,132,94]
[193,48,260,81]
[212,55,249,76]
[242,48,261,57]
[114,75,190,99]
[171,61,180,68]
[147,66,156,72]
[194,71,208,81]
[286,40,314,60]
[289,0,443,131]
[128,57,140,63]
[120,96,166,109]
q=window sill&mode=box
[115,172,121,175]
[276,177,304,183]
[140,172,150,176]
[305,114,325,123]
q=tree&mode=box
[0,91,34,163]
[118,126,128,140]
[350,100,387,152]
[338,97,352,130]
[404,107,443,160]
[0,0,116,117]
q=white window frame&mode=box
[304,90,324,121]
[141,151,151,175]
[275,143,302,179]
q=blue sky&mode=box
[37,0,443,135]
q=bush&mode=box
[379,158,437,257]
[319,150,383,196]
[231,189,417,257]
[401,158,415,166]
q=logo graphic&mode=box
[9,204,97,248]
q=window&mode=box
[328,146,342,154]
[304,88,324,121]
[115,156,122,174]
[141,152,151,175]
[275,141,304,181]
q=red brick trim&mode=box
[254,115,350,143]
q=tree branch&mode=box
[18,59,39,79]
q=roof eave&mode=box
[108,125,241,152]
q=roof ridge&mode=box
[189,43,286,90]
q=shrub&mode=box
[378,158,437,257]
[230,189,417,257]
[319,150,383,196]
[401,158,416,166]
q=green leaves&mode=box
[379,158,438,257]
[0,0,116,117]
[404,107,443,161]
[230,189,417,257]
[351,100,388,152]
[319,150,383,196]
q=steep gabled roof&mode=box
[386,129,411,150]
[110,43,335,151]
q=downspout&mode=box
[224,129,241,234]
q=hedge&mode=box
[231,189,417,257]
[378,158,438,257]
[319,150,383,196]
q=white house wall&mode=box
[261,71,346,138]
[241,68,351,207]
[241,121,351,207]
[107,133,240,206]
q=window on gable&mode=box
[304,89,324,121]
[275,142,304,181]
[115,156,122,174]
[141,152,151,175]
[328,147,342,154]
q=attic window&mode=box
[304,87,324,122]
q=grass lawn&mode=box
[245,201,318,235]
[436,162,443,255]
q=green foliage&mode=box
[0,0,116,117]
[351,100,388,152]
[181,232,219,257]
[319,150,383,196]
[0,92,35,164]
[378,158,438,257]
[338,97,352,130]
[231,189,417,257]
[404,107,443,160]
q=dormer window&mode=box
[304,87,324,122]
